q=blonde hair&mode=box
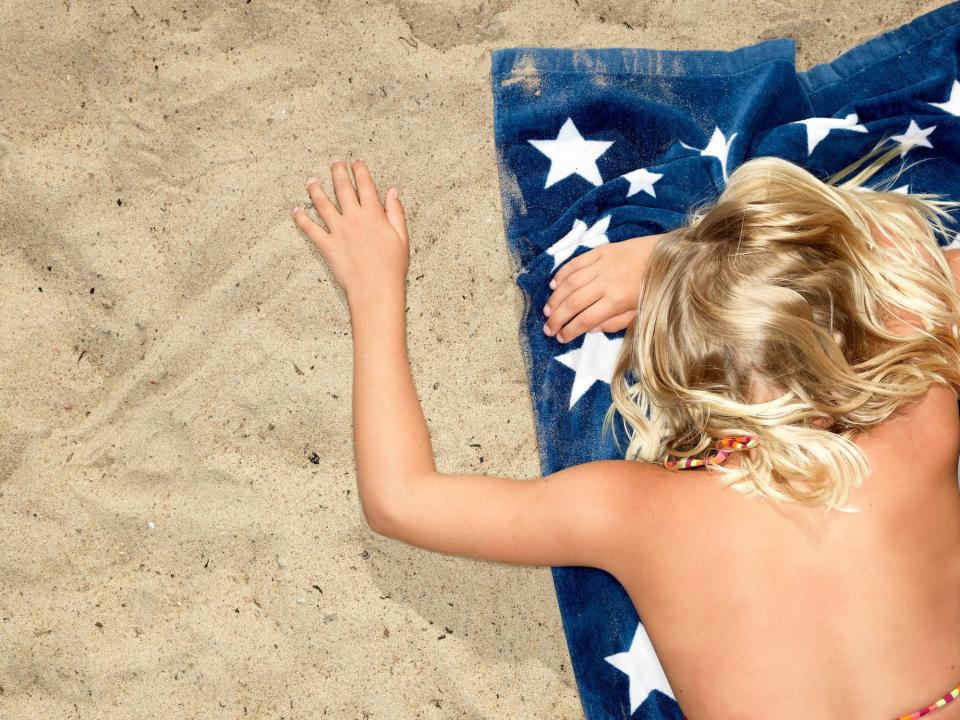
[602,138,960,513]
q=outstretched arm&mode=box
[294,160,429,524]
[292,160,647,573]
[348,256,640,572]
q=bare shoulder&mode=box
[574,458,674,507]
[555,458,671,526]
[873,380,959,451]
[845,381,960,511]
[565,458,686,573]
[543,454,667,504]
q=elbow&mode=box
[362,500,395,538]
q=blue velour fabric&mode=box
[489,4,960,719]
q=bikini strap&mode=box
[662,434,759,471]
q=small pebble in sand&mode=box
[147,521,155,530]
[276,555,287,569]
[296,597,306,605]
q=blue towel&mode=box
[490,4,960,719]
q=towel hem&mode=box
[798,1,960,97]
[491,37,795,80]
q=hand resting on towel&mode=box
[541,233,667,343]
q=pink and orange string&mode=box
[662,434,759,470]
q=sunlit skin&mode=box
[290,159,645,572]
[292,161,960,719]
[540,231,662,343]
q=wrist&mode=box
[641,231,668,250]
[348,284,407,317]
[347,288,407,330]
[631,232,667,297]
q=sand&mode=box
[0,1,947,717]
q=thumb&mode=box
[385,187,408,243]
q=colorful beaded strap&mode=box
[662,434,759,470]
[897,683,960,720]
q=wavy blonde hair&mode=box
[602,138,960,513]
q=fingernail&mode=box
[542,304,551,317]
[306,176,319,186]
[543,322,553,336]
[549,279,556,289]
[590,326,601,333]
[293,205,301,213]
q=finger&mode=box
[306,176,340,229]
[591,309,636,334]
[330,160,359,212]
[292,205,331,250]
[544,264,597,318]
[350,160,382,209]
[554,296,614,344]
[384,186,408,243]
[544,282,602,340]
[550,248,599,289]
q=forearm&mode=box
[349,291,436,524]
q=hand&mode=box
[542,234,663,343]
[292,160,409,308]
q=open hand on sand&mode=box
[293,160,409,309]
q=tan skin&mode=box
[293,161,960,720]
[541,229,663,343]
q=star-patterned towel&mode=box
[489,4,960,719]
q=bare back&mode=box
[612,382,960,720]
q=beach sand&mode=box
[0,1,946,717]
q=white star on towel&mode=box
[791,112,868,155]
[605,621,676,715]
[546,215,611,272]
[528,117,615,189]
[553,330,623,410]
[927,79,960,116]
[680,126,737,183]
[622,167,664,198]
[890,119,936,157]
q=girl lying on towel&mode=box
[292,141,960,720]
